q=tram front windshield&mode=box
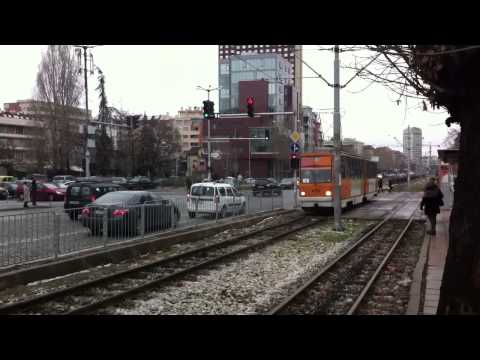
[301,169,331,184]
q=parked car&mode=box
[252,178,281,197]
[0,182,17,198]
[0,176,16,183]
[81,191,180,237]
[0,186,8,200]
[52,175,75,183]
[244,178,255,186]
[64,182,122,220]
[57,180,76,189]
[187,182,246,218]
[27,174,48,183]
[279,178,295,190]
[125,176,155,190]
[16,182,65,201]
[111,177,128,186]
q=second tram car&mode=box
[298,150,378,211]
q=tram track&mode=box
[267,197,417,315]
[0,213,324,315]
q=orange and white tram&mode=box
[298,150,378,211]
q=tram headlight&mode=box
[300,191,306,196]
[325,190,332,196]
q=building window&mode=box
[250,128,273,153]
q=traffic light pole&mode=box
[333,45,343,231]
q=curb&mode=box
[406,226,430,315]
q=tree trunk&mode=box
[438,103,480,314]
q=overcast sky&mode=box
[0,45,454,156]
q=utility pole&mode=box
[75,45,99,178]
[407,125,411,189]
[333,45,343,231]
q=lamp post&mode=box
[196,85,218,181]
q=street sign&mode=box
[290,143,300,152]
[290,131,301,143]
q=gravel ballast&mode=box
[0,212,302,306]
[105,218,375,315]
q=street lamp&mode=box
[196,85,219,181]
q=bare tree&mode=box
[343,45,480,314]
[34,45,83,173]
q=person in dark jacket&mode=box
[185,177,192,192]
[31,178,37,206]
[420,177,444,235]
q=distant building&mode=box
[219,53,294,114]
[0,112,41,174]
[218,45,302,105]
[302,106,318,151]
[343,138,364,156]
[362,145,375,160]
[374,146,394,171]
[212,51,301,179]
[174,107,204,153]
[403,127,422,167]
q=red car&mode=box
[16,182,66,202]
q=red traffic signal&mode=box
[247,96,254,117]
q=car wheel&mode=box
[188,212,196,218]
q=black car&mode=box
[252,178,281,197]
[125,176,155,190]
[64,182,122,220]
[81,191,180,237]
[0,182,16,199]
[0,186,7,200]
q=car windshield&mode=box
[191,186,215,196]
[301,169,331,184]
[94,192,136,205]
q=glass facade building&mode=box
[219,53,293,113]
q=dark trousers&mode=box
[31,191,37,205]
[427,214,437,233]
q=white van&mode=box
[187,182,246,218]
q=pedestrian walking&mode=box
[377,177,383,193]
[185,176,192,192]
[23,181,31,208]
[31,178,37,206]
[388,179,393,193]
[420,177,444,235]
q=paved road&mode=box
[0,190,292,269]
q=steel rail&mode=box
[346,212,416,315]
[267,196,414,315]
[67,217,324,314]
[0,214,316,314]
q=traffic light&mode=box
[203,100,215,119]
[247,96,254,117]
[290,153,300,170]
